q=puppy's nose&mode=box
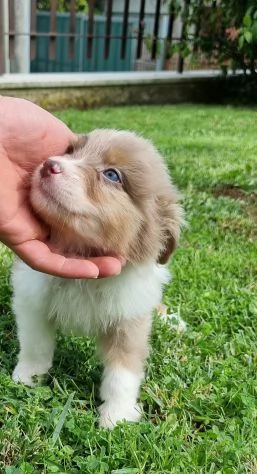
[40,159,62,178]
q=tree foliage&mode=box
[36,0,89,13]
[171,0,257,74]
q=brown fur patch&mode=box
[103,147,129,168]
[98,316,152,374]
[66,134,88,154]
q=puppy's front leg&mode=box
[97,316,152,429]
[12,293,55,386]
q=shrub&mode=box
[170,0,257,74]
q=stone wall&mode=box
[0,72,243,110]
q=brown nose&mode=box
[40,159,62,178]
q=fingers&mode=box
[87,256,123,278]
[11,240,123,279]
[13,240,99,278]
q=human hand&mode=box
[0,96,123,278]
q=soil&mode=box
[213,184,257,220]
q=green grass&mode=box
[1,104,257,473]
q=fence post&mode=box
[0,0,10,74]
[3,0,10,73]
[0,0,3,74]
[12,0,31,73]
[157,13,169,71]
[177,0,190,74]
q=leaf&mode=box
[238,35,245,49]
[244,30,253,44]
[144,386,164,408]
[252,21,257,40]
[111,470,140,474]
[52,392,75,446]
[243,15,252,28]
[5,469,21,474]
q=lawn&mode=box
[0,104,257,473]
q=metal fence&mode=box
[0,0,216,75]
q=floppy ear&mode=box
[65,134,88,154]
[156,192,183,264]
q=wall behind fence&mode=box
[31,12,134,73]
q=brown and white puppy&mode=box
[11,129,183,428]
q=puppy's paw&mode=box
[98,402,141,429]
[12,363,49,387]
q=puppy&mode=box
[11,129,183,428]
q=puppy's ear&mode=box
[156,192,183,264]
[65,134,88,154]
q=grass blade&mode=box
[52,391,75,446]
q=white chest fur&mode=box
[12,261,170,335]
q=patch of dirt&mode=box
[212,184,257,238]
[213,184,257,221]
[213,184,257,204]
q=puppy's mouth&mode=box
[33,169,83,218]
[38,181,63,206]
[34,178,118,259]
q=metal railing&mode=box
[0,0,216,75]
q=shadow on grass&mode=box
[50,334,102,400]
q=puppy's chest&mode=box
[47,264,169,335]
[49,279,111,334]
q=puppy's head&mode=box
[31,129,183,264]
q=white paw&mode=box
[12,362,49,387]
[98,402,142,429]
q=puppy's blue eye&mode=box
[102,168,122,183]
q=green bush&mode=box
[170,0,257,74]
[36,0,89,13]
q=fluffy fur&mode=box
[12,129,183,428]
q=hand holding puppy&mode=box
[0,96,122,278]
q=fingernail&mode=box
[119,256,126,267]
